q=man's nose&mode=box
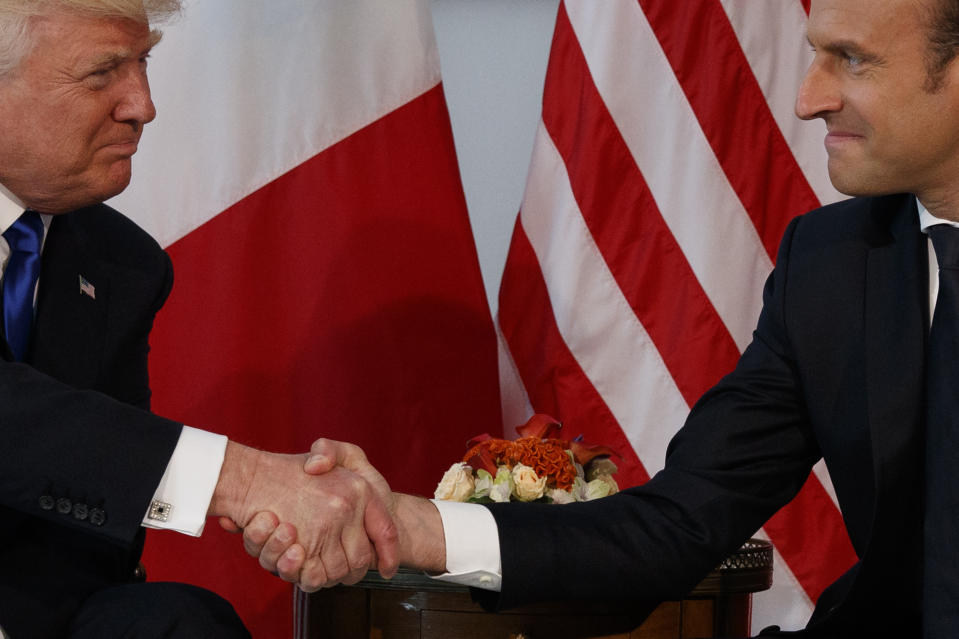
[114,69,157,126]
[795,59,841,120]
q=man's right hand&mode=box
[241,439,448,586]
[209,441,399,591]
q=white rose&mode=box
[571,476,589,502]
[434,462,475,501]
[593,473,619,496]
[511,463,547,502]
[584,477,612,501]
[472,469,493,499]
[548,488,575,504]
[490,466,513,502]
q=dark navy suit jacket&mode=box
[0,204,183,637]
[488,194,928,637]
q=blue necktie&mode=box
[923,224,959,635]
[2,211,43,361]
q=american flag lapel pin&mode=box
[78,275,96,300]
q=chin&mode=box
[827,166,890,198]
[97,170,133,201]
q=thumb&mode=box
[303,438,370,475]
[219,516,242,534]
[364,497,400,579]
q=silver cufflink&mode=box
[148,500,172,522]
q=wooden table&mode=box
[293,539,772,639]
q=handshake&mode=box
[208,438,445,591]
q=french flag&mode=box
[112,1,501,635]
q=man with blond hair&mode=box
[0,2,398,637]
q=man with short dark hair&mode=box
[259,0,959,635]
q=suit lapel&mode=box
[859,195,926,586]
[30,213,110,388]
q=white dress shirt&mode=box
[434,196,954,593]
[0,185,225,536]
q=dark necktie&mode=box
[2,211,43,361]
[924,224,959,635]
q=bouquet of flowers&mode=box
[434,414,620,504]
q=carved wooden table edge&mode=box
[294,538,774,639]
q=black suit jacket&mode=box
[489,194,927,637]
[0,204,184,637]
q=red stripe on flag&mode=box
[499,219,651,488]
[764,474,858,603]
[544,5,741,405]
[638,0,821,261]
[145,83,501,637]
[632,0,854,605]
[800,0,811,16]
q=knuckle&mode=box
[345,476,370,500]
[244,538,263,557]
[302,560,328,591]
[259,554,276,572]
[246,528,268,546]
[343,442,365,461]
[347,542,372,564]
[325,494,352,515]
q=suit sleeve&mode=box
[486,215,821,609]
[0,211,184,549]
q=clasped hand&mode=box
[213,440,397,592]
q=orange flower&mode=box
[460,414,620,496]
[463,435,579,490]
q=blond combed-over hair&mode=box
[0,0,181,77]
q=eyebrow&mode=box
[86,51,128,70]
[85,36,159,71]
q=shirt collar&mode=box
[917,196,959,232]
[0,183,25,235]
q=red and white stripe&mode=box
[498,1,854,631]
[112,2,500,636]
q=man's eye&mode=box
[844,53,864,67]
[83,69,112,89]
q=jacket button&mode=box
[89,508,106,526]
[72,503,89,521]
[38,495,55,510]
[56,498,72,515]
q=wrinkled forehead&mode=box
[30,10,160,60]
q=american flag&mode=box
[496,0,855,631]
[78,275,95,300]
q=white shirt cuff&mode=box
[142,426,227,536]
[429,499,503,591]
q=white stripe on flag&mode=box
[496,319,534,436]
[522,121,690,475]
[565,0,772,352]
[719,0,843,208]
[751,528,816,630]
[113,0,442,249]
